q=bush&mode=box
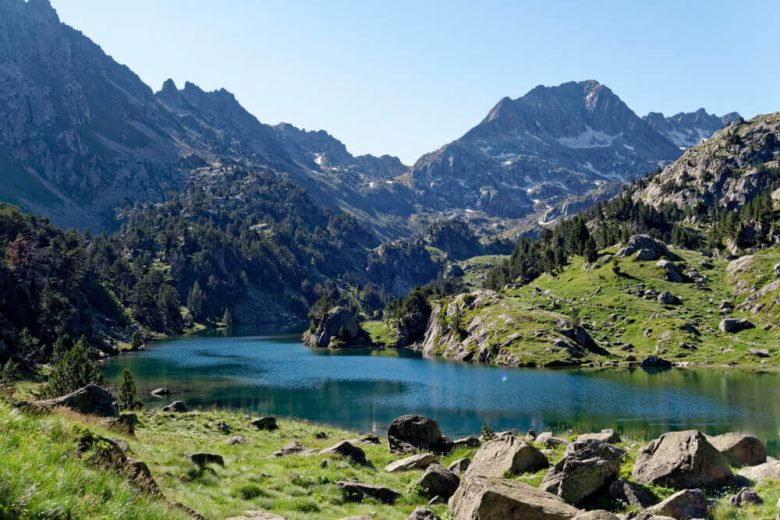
[41,338,103,398]
[0,360,18,384]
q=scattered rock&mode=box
[406,506,441,520]
[78,431,159,494]
[448,457,471,474]
[303,306,371,348]
[537,432,570,448]
[607,478,655,509]
[574,429,620,444]
[617,235,672,261]
[639,356,672,369]
[161,401,187,413]
[213,420,230,433]
[632,430,732,488]
[728,487,763,507]
[27,384,119,417]
[273,441,312,457]
[453,436,481,448]
[707,432,767,466]
[314,431,328,439]
[657,292,681,305]
[103,413,138,435]
[225,512,286,520]
[645,489,708,520]
[384,453,439,472]
[573,512,620,520]
[190,453,224,468]
[149,387,171,397]
[656,260,685,283]
[321,441,371,466]
[225,435,246,445]
[748,348,770,358]
[738,459,780,482]
[416,463,460,499]
[356,433,381,445]
[719,318,755,333]
[449,475,580,520]
[540,440,625,505]
[251,417,278,431]
[467,435,548,478]
[387,414,451,454]
[336,481,400,504]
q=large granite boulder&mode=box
[161,400,187,413]
[574,429,620,444]
[631,430,732,489]
[707,432,767,466]
[738,459,780,483]
[416,463,460,499]
[449,475,580,520]
[387,414,451,453]
[321,441,371,466]
[607,478,655,509]
[406,507,440,520]
[617,235,672,261]
[645,489,708,519]
[467,435,548,478]
[27,384,118,417]
[572,512,620,520]
[225,512,286,520]
[540,440,625,505]
[384,453,439,472]
[719,318,755,334]
[303,306,371,348]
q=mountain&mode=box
[643,108,742,149]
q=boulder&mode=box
[656,260,685,283]
[453,436,481,448]
[449,475,580,520]
[225,512,286,520]
[161,400,187,413]
[225,435,246,445]
[574,429,620,444]
[356,433,381,445]
[273,441,313,457]
[251,416,278,430]
[303,306,371,348]
[775,263,780,277]
[448,457,472,475]
[387,414,451,453]
[29,384,118,417]
[321,441,371,466]
[572,512,620,520]
[631,430,732,489]
[607,478,655,508]
[719,318,755,333]
[537,432,570,448]
[707,432,767,466]
[336,481,400,504]
[617,235,671,261]
[149,387,170,397]
[190,453,224,468]
[384,453,439,472]
[102,412,137,434]
[748,347,770,358]
[406,507,441,520]
[466,435,548,478]
[657,292,681,305]
[639,356,672,369]
[738,459,780,482]
[728,487,763,507]
[645,489,708,520]
[416,463,460,499]
[540,440,625,505]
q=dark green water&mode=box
[104,329,780,454]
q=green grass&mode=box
[424,245,780,368]
[363,320,399,347]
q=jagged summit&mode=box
[643,108,743,149]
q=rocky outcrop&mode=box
[448,457,472,474]
[631,430,732,488]
[540,440,625,505]
[616,235,672,261]
[449,475,581,520]
[466,435,548,478]
[25,384,118,417]
[303,307,371,348]
[387,415,451,454]
[707,433,767,466]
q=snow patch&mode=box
[558,126,622,149]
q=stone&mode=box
[574,429,620,444]
[213,420,230,433]
[738,459,780,482]
[707,432,767,466]
[449,475,580,520]
[728,487,763,507]
[102,412,138,434]
[28,384,118,417]
[251,416,278,430]
[303,306,371,348]
[453,436,481,448]
[336,481,400,504]
[537,432,570,448]
[161,400,187,413]
[606,478,655,509]
[448,457,471,474]
[149,387,170,397]
[572,512,620,520]
[646,489,708,520]
[387,414,451,453]
[656,260,685,283]
[416,463,460,499]
[273,441,310,457]
[617,235,672,261]
[406,506,441,520]
[748,348,770,358]
[632,430,732,489]
[321,441,371,466]
[356,433,381,445]
[384,453,439,472]
[224,512,286,520]
[540,440,625,505]
[466,435,548,478]
[225,435,246,445]
[190,453,224,468]
[657,292,681,305]
[719,318,755,333]
[639,356,672,369]
[122,457,159,494]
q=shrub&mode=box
[117,368,143,410]
[41,338,103,398]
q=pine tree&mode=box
[187,281,206,321]
[42,337,103,397]
[480,419,495,441]
[131,331,143,350]
[583,236,598,263]
[117,368,143,410]
[0,360,18,385]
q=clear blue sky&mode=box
[51,0,780,164]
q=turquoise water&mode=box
[104,329,780,453]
